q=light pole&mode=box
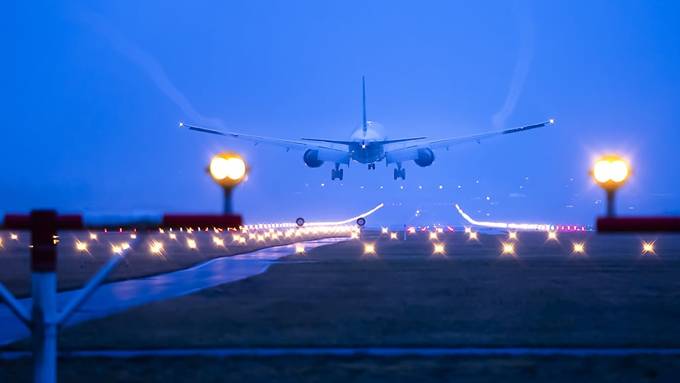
[591,155,631,217]
[208,152,247,215]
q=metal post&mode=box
[30,210,58,383]
[606,189,616,218]
[223,187,234,215]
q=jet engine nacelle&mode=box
[303,149,324,168]
[303,148,350,168]
[414,148,435,167]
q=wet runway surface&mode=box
[0,238,344,346]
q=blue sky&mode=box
[6,1,680,225]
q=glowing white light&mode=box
[75,241,88,252]
[363,242,376,255]
[407,227,416,234]
[592,156,630,185]
[212,236,225,247]
[436,228,443,234]
[111,244,123,255]
[210,156,246,181]
[433,243,446,255]
[381,227,389,235]
[464,227,472,234]
[169,233,177,240]
[389,232,398,240]
[547,231,558,241]
[120,242,131,250]
[130,233,137,239]
[186,238,198,249]
[508,231,518,240]
[429,232,438,241]
[468,232,478,241]
[89,233,97,241]
[295,244,305,254]
[149,241,164,254]
[501,242,515,255]
[350,232,359,239]
[572,242,585,254]
[642,241,656,255]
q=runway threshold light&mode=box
[591,155,630,217]
[209,152,248,215]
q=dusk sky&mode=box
[6,1,680,225]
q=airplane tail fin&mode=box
[361,76,367,132]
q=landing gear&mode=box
[393,166,406,180]
[331,163,344,180]
[368,163,376,170]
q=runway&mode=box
[0,237,345,346]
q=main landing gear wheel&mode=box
[331,168,344,180]
[394,168,406,180]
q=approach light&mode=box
[88,233,97,241]
[591,154,631,217]
[429,232,438,241]
[464,227,472,234]
[547,231,558,241]
[363,242,376,255]
[468,232,478,241]
[433,243,446,255]
[295,244,305,254]
[389,232,398,240]
[169,233,177,240]
[130,233,137,239]
[641,241,656,255]
[381,227,389,235]
[508,231,518,241]
[572,242,585,254]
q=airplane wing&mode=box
[180,122,347,152]
[388,119,554,152]
[385,119,555,164]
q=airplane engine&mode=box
[414,148,435,167]
[303,150,324,168]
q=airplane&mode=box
[180,77,555,181]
